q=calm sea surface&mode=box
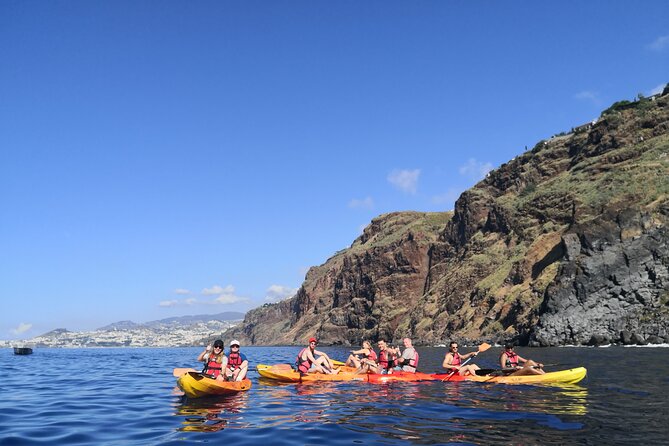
[1,345,667,445]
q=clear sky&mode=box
[1,1,668,340]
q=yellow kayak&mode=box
[463,367,587,385]
[177,371,252,398]
[257,363,365,382]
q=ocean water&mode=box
[1,345,667,445]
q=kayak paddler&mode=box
[296,337,339,375]
[224,340,249,381]
[442,341,481,376]
[197,339,228,381]
[389,337,419,373]
[500,343,545,375]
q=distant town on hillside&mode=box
[1,312,245,348]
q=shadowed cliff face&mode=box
[234,212,452,345]
[231,91,669,346]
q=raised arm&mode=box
[197,344,212,362]
[461,350,478,360]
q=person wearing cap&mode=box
[225,340,249,381]
[197,339,228,381]
[296,337,338,375]
[500,343,545,376]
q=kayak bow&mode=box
[177,371,252,398]
[257,363,365,382]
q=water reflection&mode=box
[170,364,587,439]
[174,392,251,432]
[471,383,588,416]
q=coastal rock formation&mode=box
[230,89,669,346]
[530,213,669,346]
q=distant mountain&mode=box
[144,312,245,327]
[97,312,245,331]
[98,320,141,331]
[39,328,71,337]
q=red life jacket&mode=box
[503,351,519,367]
[378,349,394,370]
[450,352,462,367]
[203,354,224,377]
[365,349,378,362]
[407,350,419,369]
[227,351,243,371]
[296,347,313,373]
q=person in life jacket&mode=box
[370,339,396,374]
[442,341,481,376]
[295,337,339,375]
[391,337,419,373]
[500,343,545,375]
[197,339,228,381]
[345,340,377,372]
[224,340,249,381]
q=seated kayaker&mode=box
[225,340,249,382]
[500,343,545,375]
[345,340,377,372]
[296,337,339,375]
[442,341,481,376]
[370,339,396,374]
[197,339,228,381]
[390,337,419,373]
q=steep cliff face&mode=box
[231,90,669,346]
[232,212,452,345]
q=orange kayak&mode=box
[257,363,366,382]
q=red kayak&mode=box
[366,371,465,383]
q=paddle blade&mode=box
[478,342,492,353]
[173,367,197,377]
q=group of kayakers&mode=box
[198,337,545,379]
[442,341,545,376]
[302,337,545,377]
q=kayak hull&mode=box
[462,367,587,385]
[367,371,465,383]
[257,364,365,382]
[256,363,586,386]
[177,371,252,398]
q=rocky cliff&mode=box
[231,88,669,346]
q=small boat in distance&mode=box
[13,346,33,355]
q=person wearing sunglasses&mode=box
[442,341,481,376]
[224,340,249,381]
[197,339,228,381]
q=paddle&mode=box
[173,367,198,377]
[442,342,491,382]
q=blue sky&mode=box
[1,1,668,339]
